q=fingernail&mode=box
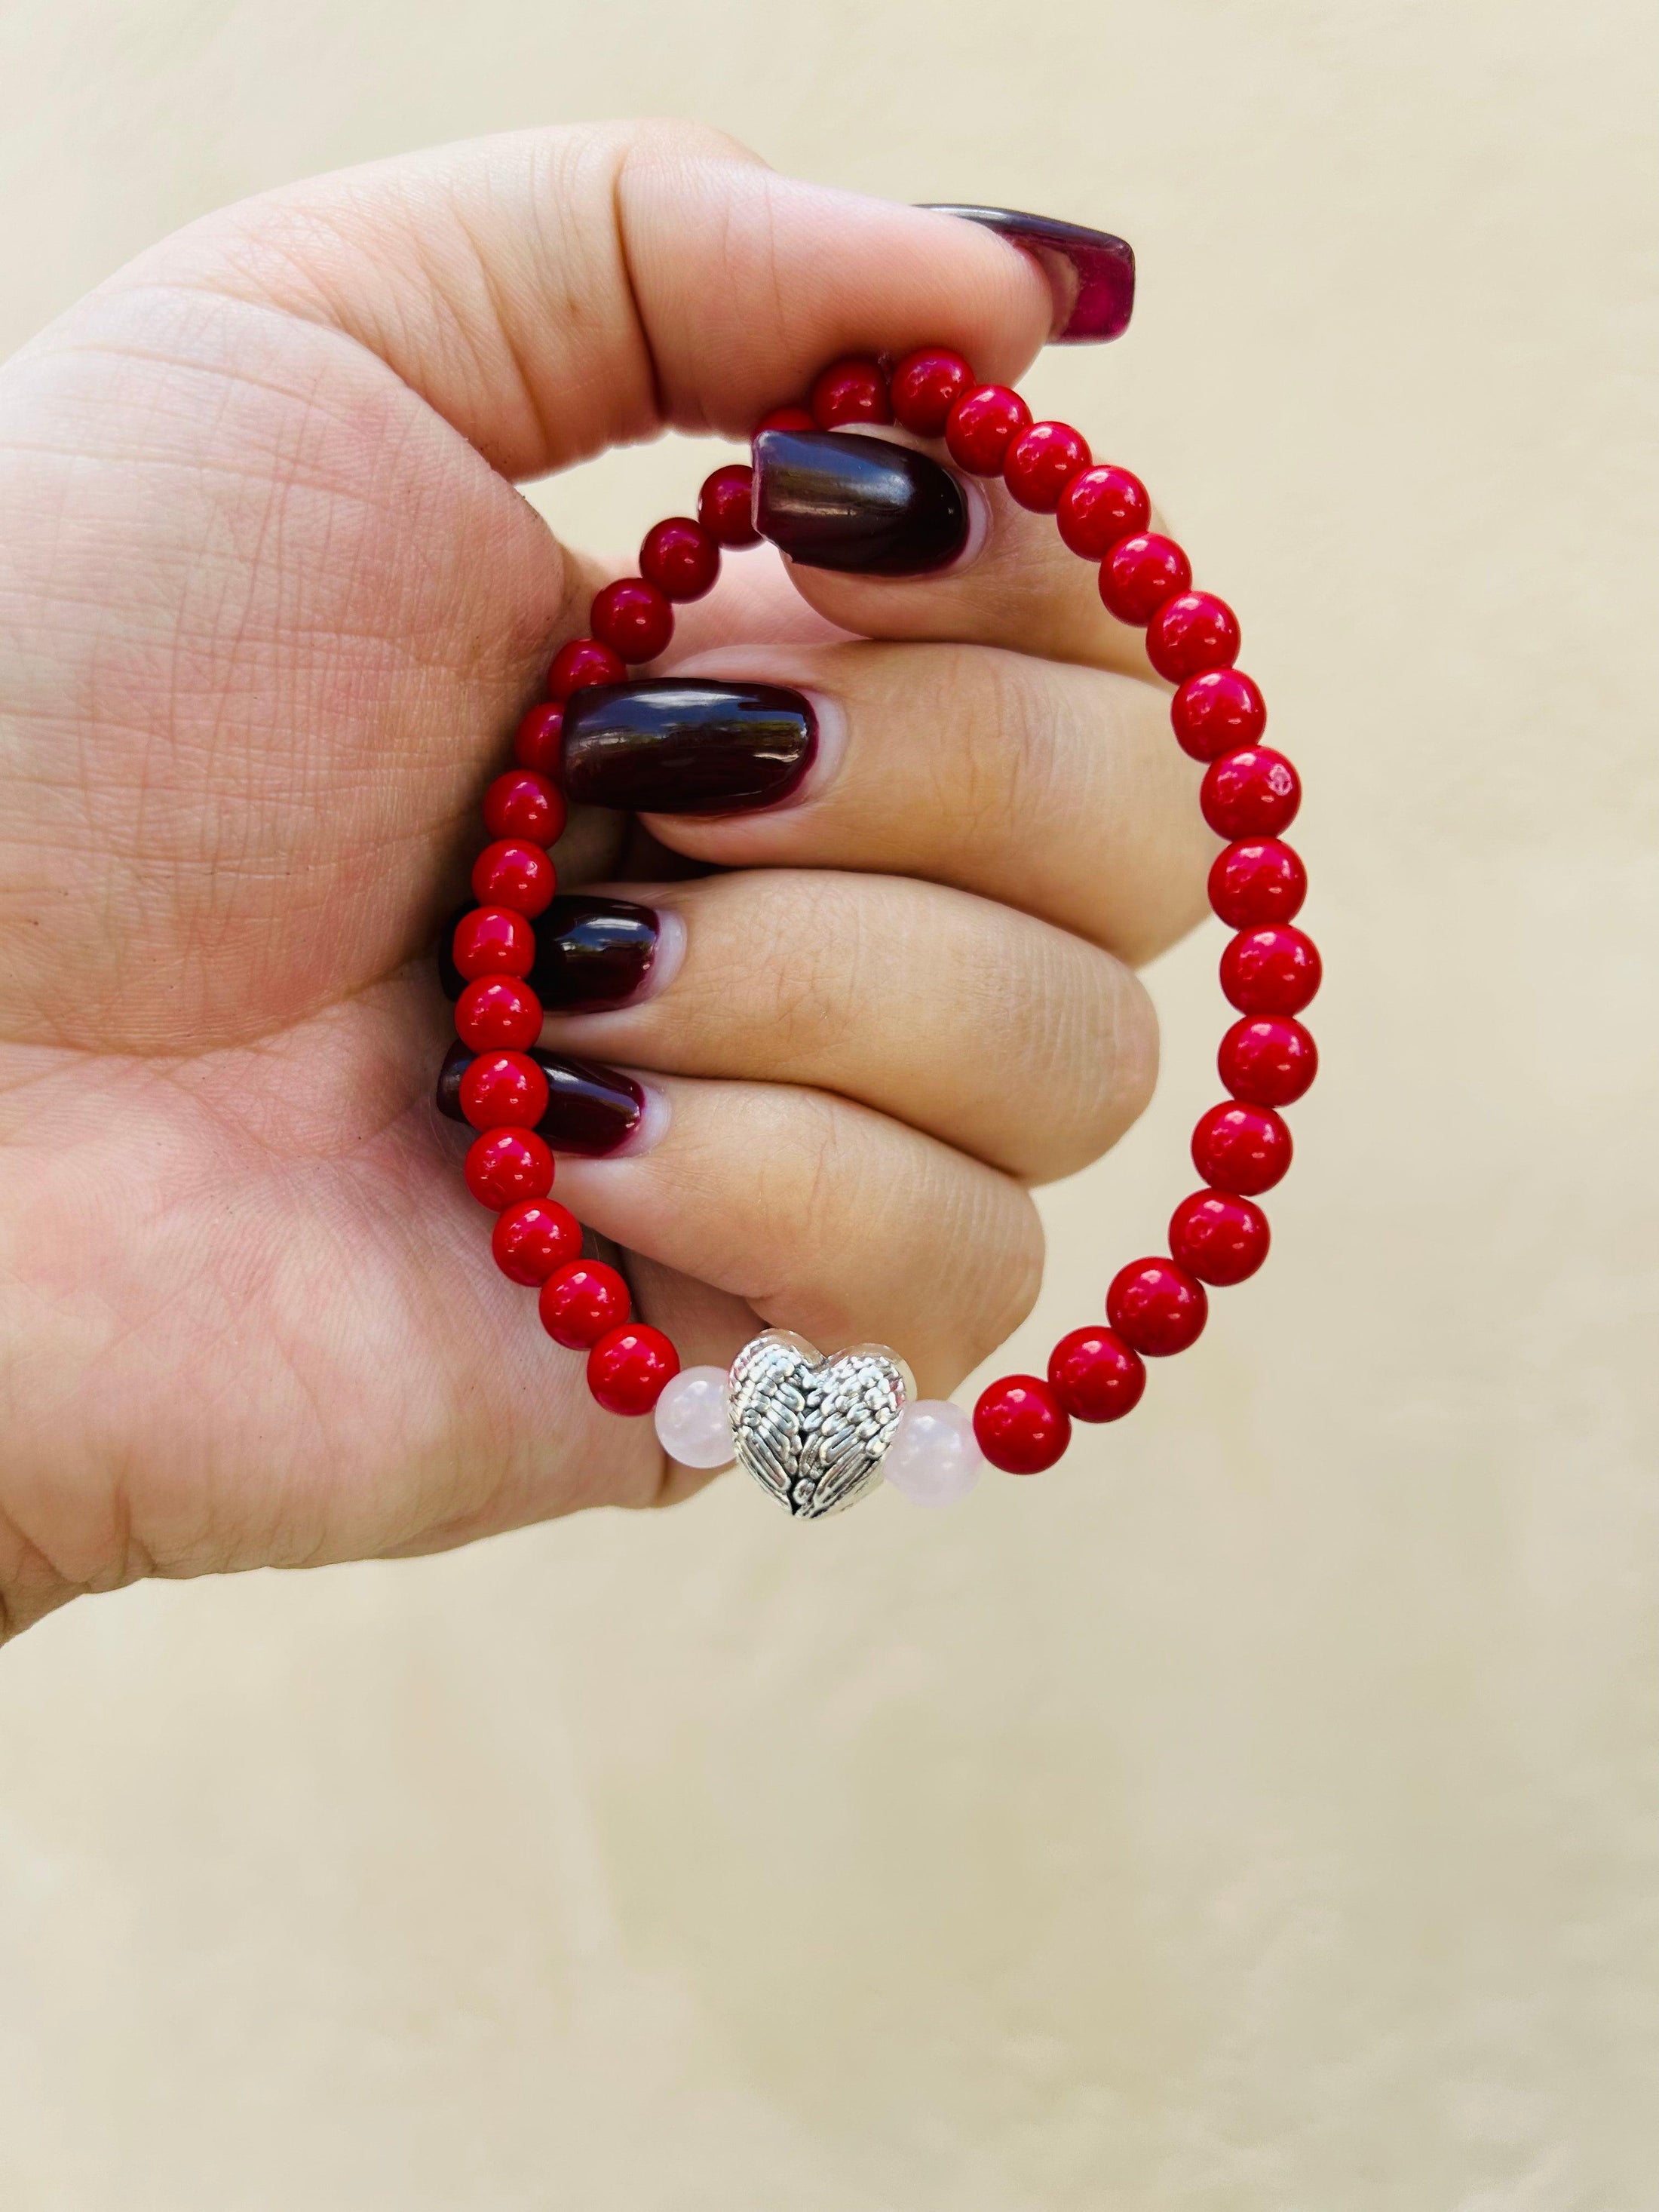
[918,205,1135,343]
[436,1042,664,1156]
[562,680,816,815]
[753,428,969,575]
[531,895,677,1011]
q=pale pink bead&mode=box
[882,1401,983,1508]
[652,1365,735,1469]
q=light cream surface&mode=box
[2,3,1655,2205]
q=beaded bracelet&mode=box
[438,344,1318,1517]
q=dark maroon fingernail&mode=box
[530,896,661,1009]
[918,205,1135,343]
[562,680,816,815]
[436,1042,646,1155]
[753,429,968,575]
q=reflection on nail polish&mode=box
[753,429,968,575]
[436,1042,646,1155]
[918,205,1135,343]
[562,680,817,815]
[530,896,660,1009]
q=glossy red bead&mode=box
[483,769,566,847]
[811,357,892,429]
[1191,1101,1293,1195]
[1106,1258,1208,1358]
[1056,464,1151,557]
[890,346,974,437]
[698,463,760,549]
[1003,420,1092,512]
[451,905,534,983]
[538,1259,632,1348]
[547,637,627,699]
[1218,1016,1318,1107]
[455,974,543,1052]
[458,1049,549,1131]
[1201,746,1302,839]
[465,1126,554,1211]
[587,1323,680,1415]
[639,516,721,603]
[1221,925,1322,1016]
[1168,1191,1270,1287]
[471,838,555,918]
[1047,1327,1146,1423]
[1171,668,1266,762]
[590,577,674,664]
[1099,532,1192,625]
[513,701,565,775]
[1208,838,1308,927]
[1145,591,1241,682]
[753,404,816,436]
[972,1375,1071,1474]
[492,1198,583,1287]
[945,383,1033,475]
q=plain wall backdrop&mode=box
[1,2,1654,2206]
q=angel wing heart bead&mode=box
[728,1330,911,1520]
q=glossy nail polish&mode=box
[562,680,817,815]
[437,1041,645,1155]
[918,205,1135,342]
[530,895,661,1009]
[753,429,967,575]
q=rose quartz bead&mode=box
[882,1401,985,1508]
[652,1366,736,1469]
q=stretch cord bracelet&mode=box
[434,344,1319,1517]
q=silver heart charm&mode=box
[728,1330,911,1520]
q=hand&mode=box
[0,122,1211,1638]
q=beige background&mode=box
[2,2,1655,2205]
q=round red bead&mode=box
[471,839,555,918]
[590,577,673,664]
[492,1198,583,1287]
[1146,591,1241,682]
[698,464,759,549]
[1201,746,1302,839]
[1003,420,1092,512]
[547,637,626,699]
[639,516,720,603]
[538,1259,632,1348]
[973,1375,1071,1474]
[465,1127,554,1211]
[946,383,1033,475]
[1171,669,1266,762]
[483,769,566,847]
[1168,1191,1270,1287]
[890,346,974,437]
[455,974,542,1052]
[1047,1327,1146,1423]
[458,1050,549,1132]
[1056,464,1151,558]
[587,1323,680,1415]
[1208,838,1308,927]
[1191,1101,1293,1195]
[513,701,565,775]
[753,404,817,436]
[811,357,891,428]
[452,905,534,983]
[1106,1259,1208,1358]
[1099,532,1193,625]
[1218,1016,1318,1107]
[1220,925,1322,1016]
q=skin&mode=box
[0,121,1214,1641]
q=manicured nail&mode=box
[530,895,673,1010]
[753,428,969,575]
[918,205,1135,343]
[436,1042,661,1155]
[562,680,816,815]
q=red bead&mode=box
[465,1127,554,1211]
[810,357,891,429]
[1145,591,1241,682]
[1106,1258,1208,1358]
[538,1259,632,1348]
[547,637,626,699]
[698,464,760,549]
[1056,464,1151,557]
[458,1050,549,1131]
[513,701,565,775]
[1221,925,1322,1016]
[1171,669,1266,762]
[1218,1016,1318,1107]
[590,577,674,665]
[1099,532,1193,625]
[455,974,543,1052]
[890,347,974,437]
[483,769,566,846]
[1208,838,1308,927]
[1201,746,1302,839]
[471,838,555,918]
[1003,420,1092,512]
[945,383,1033,475]
[587,1323,680,1415]
[451,905,534,983]
[972,1375,1071,1474]
[754,404,816,436]
[1047,1327,1146,1423]
[1168,1191,1270,1287]
[639,516,720,603]
[1191,1101,1293,1195]
[492,1198,583,1287]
